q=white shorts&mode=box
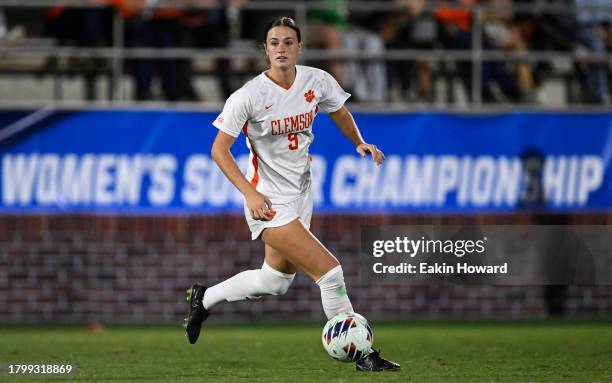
[244,187,313,240]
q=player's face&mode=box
[265,26,302,70]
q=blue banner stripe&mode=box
[1,110,610,214]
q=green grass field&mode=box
[1,321,611,382]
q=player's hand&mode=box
[245,190,276,221]
[356,143,386,166]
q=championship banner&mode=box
[0,109,610,214]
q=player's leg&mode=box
[184,243,297,344]
[201,247,296,311]
[261,219,400,372]
[260,219,354,319]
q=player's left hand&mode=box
[356,143,386,166]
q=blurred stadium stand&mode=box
[0,0,611,108]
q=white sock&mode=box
[202,261,295,310]
[316,265,354,319]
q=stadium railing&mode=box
[0,0,611,111]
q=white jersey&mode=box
[213,65,350,204]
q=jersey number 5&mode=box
[288,133,299,150]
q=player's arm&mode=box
[328,106,386,166]
[211,131,275,220]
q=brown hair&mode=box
[263,16,302,44]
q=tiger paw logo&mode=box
[304,90,315,102]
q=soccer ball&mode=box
[321,312,373,362]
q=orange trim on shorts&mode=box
[242,121,260,187]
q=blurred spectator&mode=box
[177,7,232,101]
[512,0,576,102]
[45,2,113,100]
[116,0,195,101]
[307,0,348,86]
[483,0,537,101]
[386,0,437,101]
[574,0,611,104]
[435,0,534,102]
[514,0,575,52]
[344,1,394,102]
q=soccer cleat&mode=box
[183,284,210,344]
[356,349,401,372]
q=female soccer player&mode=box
[185,16,400,372]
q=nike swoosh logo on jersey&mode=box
[265,104,273,110]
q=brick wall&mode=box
[1,214,611,324]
